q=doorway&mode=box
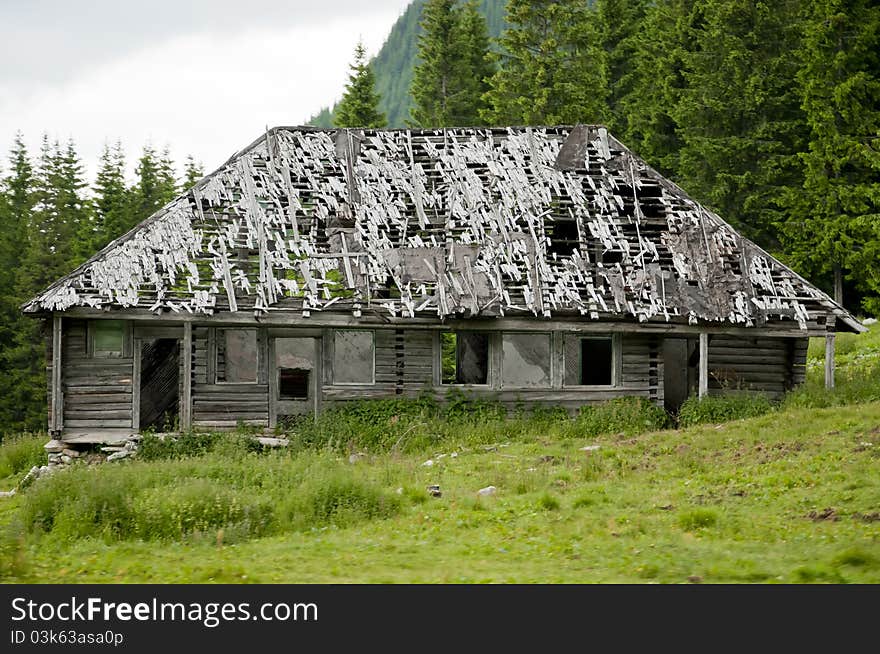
[271,337,319,426]
[663,337,699,413]
[139,338,180,431]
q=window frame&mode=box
[214,327,260,385]
[438,330,493,387]
[499,331,553,390]
[562,333,621,389]
[89,320,128,359]
[331,329,376,386]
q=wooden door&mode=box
[270,337,319,426]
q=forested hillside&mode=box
[309,0,507,127]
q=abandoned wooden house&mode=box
[23,125,863,444]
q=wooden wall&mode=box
[191,326,268,429]
[707,335,808,398]
[60,319,134,430]
[53,318,808,435]
[321,330,664,412]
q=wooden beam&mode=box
[698,332,709,399]
[825,332,835,390]
[51,314,63,434]
[181,322,193,430]
[131,338,141,431]
[267,336,277,429]
[53,306,831,338]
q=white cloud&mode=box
[0,3,409,182]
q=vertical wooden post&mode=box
[131,339,141,431]
[698,332,709,399]
[825,333,836,390]
[51,314,63,434]
[431,330,441,387]
[181,322,193,431]
[267,336,277,430]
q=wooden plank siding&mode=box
[54,318,810,435]
[707,335,808,399]
[60,319,134,430]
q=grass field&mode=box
[1,325,878,583]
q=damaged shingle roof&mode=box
[24,125,861,332]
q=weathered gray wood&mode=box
[181,322,192,430]
[51,314,63,433]
[131,338,141,431]
[551,331,564,389]
[267,336,277,429]
[699,332,709,398]
[56,306,842,338]
[313,336,322,419]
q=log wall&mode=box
[61,319,134,430]
[707,335,808,398]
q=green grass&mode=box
[0,324,877,583]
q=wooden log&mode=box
[699,332,709,399]
[52,314,63,433]
[181,322,193,430]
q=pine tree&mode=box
[183,155,205,189]
[457,0,495,125]
[410,0,492,127]
[90,141,131,250]
[335,42,387,129]
[0,135,33,302]
[780,0,880,310]
[4,136,90,433]
[619,0,698,176]
[674,0,807,247]
[481,0,607,126]
[594,0,651,137]
[133,144,178,224]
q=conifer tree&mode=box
[133,144,178,224]
[481,0,607,126]
[4,137,90,432]
[619,0,697,176]
[780,0,880,310]
[90,141,130,250]
[595,0,651,137]
[675,0,808,247]
[335,42,387,129]
[183,155,205,189]
[410,0,492,127]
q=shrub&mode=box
[572,397,669,438]
[0,434,46,479]
[288,472,401,529]
[678,394,774,427]
[138,432,221,461]
[537,493,561,511]
[131,480,275,541]
[677,508,718,531]
[18,452,400,544]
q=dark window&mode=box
[580,338,613,385]
[564,335,614,386]
[441,332,489,385]
[279,368,309,399]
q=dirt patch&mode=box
[807,507,839,522]
[855,512,880,523]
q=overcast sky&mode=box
[0,0,411,180]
